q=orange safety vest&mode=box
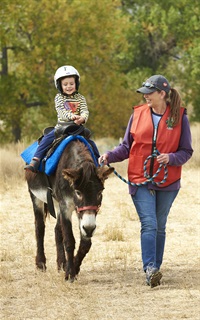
[128,104,185,187]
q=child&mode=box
[25,65,99,172]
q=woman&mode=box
[99,75,193,288]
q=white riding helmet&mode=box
[54,65,80,92]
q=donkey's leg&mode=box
[30,192,46,271]
[74,238,92,275]
[55,214,66,271]
[60,215,76,282]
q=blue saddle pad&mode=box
[21,135,98,175]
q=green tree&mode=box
[1,0,199,144]
[121,0,200,119]
[0,0,133,143]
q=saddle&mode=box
[54,121,87,138]
[41,122,92,160]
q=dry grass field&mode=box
[0,123,200,320]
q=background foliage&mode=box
[0,0,199,143]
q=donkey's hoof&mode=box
[57,261,67,272]
[68,277,75,283]
[65,274,77,283]
[36,262,46,271]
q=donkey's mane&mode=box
[71,140,97,187]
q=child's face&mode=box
[61,77,76,95]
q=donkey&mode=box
[25,138,114,282]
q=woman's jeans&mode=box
[131,186,179,271]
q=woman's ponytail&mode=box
[167,88,182,126]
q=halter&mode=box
[76,205,100,213]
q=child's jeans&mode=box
[34,129,100,162]
[34,129,55,159]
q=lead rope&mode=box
[106,151,168,186]
[103,125,168,186]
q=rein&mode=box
[105,149,168,187]
[76,205,100,213]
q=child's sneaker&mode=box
[24,158,40,173]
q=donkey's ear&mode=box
[62,168,80,186]
[97,166,114,183]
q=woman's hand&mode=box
[98,154,109,166]
[157,153,169,164]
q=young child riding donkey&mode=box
[24,65,99,172]
[21,66,114,282]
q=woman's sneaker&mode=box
[146,264,162,288]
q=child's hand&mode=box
[71,115,76,120]
[74,116,85,125]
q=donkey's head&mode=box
[62,165,114,238]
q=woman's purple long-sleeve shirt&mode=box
[106,111,193,195]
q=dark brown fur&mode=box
[25,140,114,281]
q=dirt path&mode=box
[0,166,199,320]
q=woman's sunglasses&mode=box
[142,82,160,91]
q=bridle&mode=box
[76,205,100,213]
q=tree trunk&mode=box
[12,121,21,142]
